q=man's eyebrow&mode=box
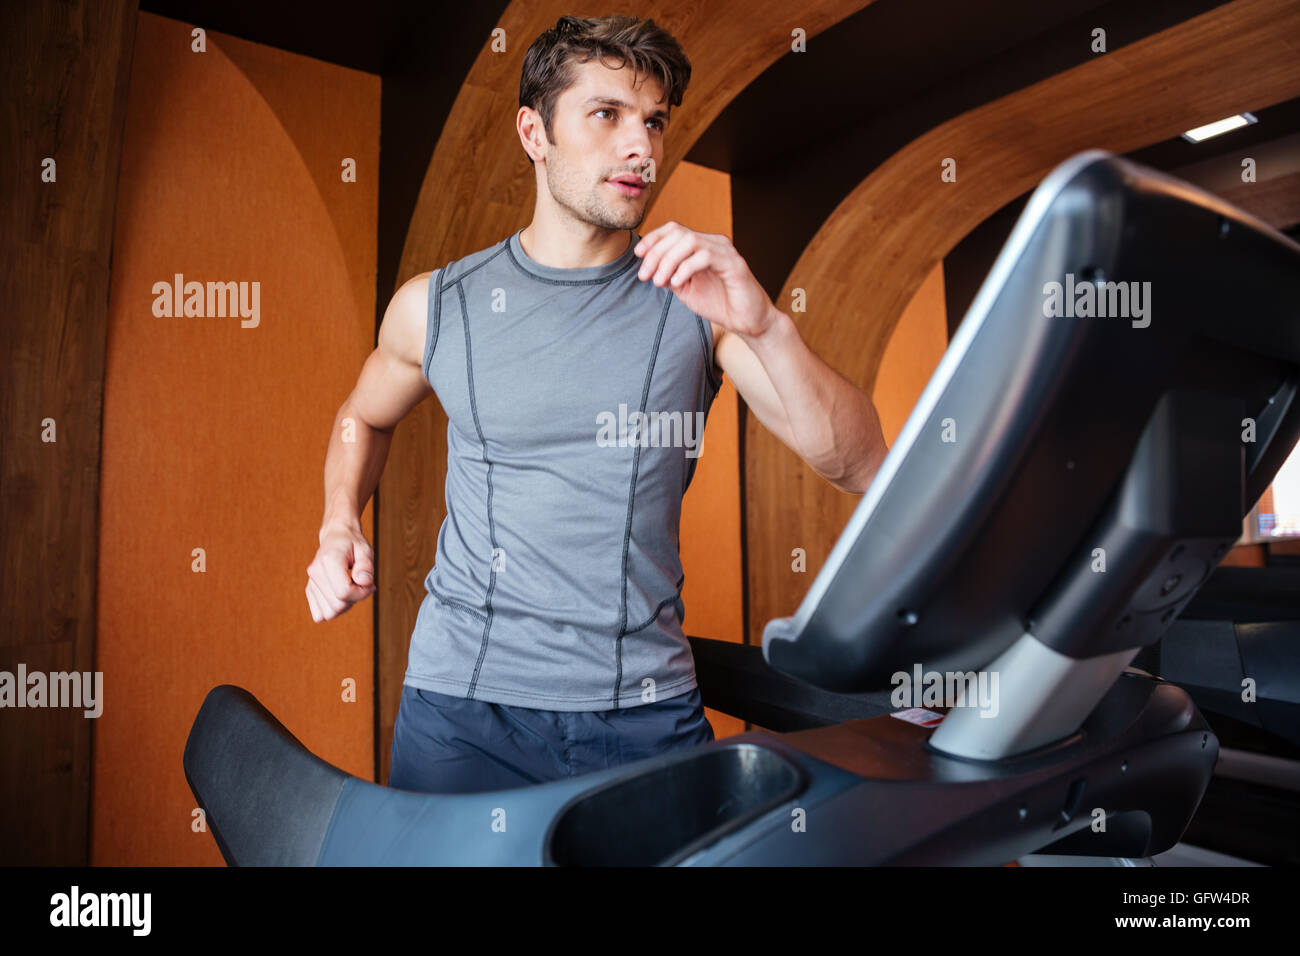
[582,95,670,122]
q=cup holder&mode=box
[544,742,807,866]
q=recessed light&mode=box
[1180,112,1258,143]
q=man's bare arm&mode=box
[633,222,886,495]
[319,271,434,538]
[308,272,434,621]
[714,308,888,495]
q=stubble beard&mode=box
[545,148,647,232]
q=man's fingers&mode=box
[634,220,681,260]
[315,575,344,616]
[639,227,689,279]
[670,248,711,288]
[306,574,338,621]
[316,547,355,601]
[307,581,334,621]
[351,547,375,586]
[317,544,373,601]
[306,581,322,622]
[650,230,698,286]
[642,231,696,286]
[307,529,378,622]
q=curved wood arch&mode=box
[746,0,1300,646]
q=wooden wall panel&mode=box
[1180,131,1300,229]
[748,0,1300,648]
[0,0,139,866]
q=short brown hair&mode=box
[519,14,692,150]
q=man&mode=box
[306,14,888,794]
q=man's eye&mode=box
[647,119,664,131]
[595,109,614,120]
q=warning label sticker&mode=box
[889,707,946,728]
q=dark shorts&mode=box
[388,684,716,794]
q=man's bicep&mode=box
[714,327,799,453]
[350,272,436,432]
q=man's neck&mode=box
[519,217,632,270]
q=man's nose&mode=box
[619,121,653,163]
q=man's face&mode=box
[536,58,668,231]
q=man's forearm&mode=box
[742,304,888,494]
[320,400,393,540]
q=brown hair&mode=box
[519,14,692,154]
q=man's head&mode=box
[517,15,692,231]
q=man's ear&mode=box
[517,106,547,163]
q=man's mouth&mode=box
[607,176,646,197]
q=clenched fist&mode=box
[307,525,377,621]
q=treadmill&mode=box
[183,149,1300,865]
[1140,567,1300,752]
[1125,562,1300,865]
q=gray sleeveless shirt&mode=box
[403,228,724,711]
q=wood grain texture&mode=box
[0,0,139,865]
[1170,129,1300,229]
[377,0,873,775]
[748,0,1300,649]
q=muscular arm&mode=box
[710,307,887,495]
[319,271,435,538]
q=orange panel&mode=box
[643,162,745,739]
[95,13,379,865]
[874,262,947,447]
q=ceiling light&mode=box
[1180,112,1258,143]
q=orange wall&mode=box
[95,13,378,864]
[875,262,948,445]
[645,162,745,739]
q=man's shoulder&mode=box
[668,296,722,349]
[430,234,514,290]
[387,238,513,374]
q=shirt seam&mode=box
[613,292,674,705]
[625,571,688,634]
[457,279,501,700]
[692,306,723,392]
[423,267,444,386]
[430,587,489,623]
[425,245,509,385]
[449,243,509,285]
[504,234,641,286]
